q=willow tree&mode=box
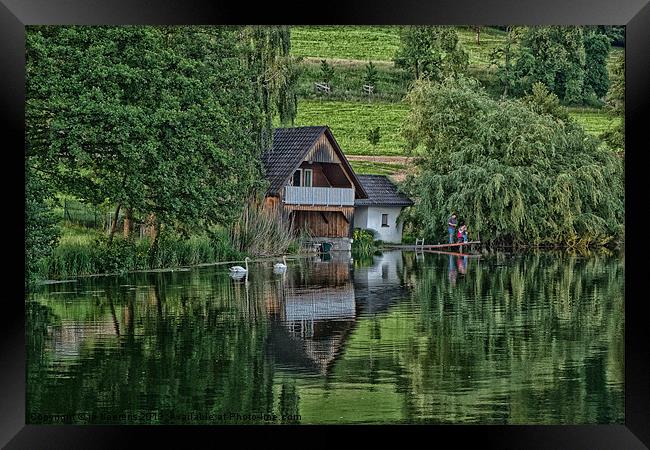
[401,76,624,247]
[26,26,266,246]
[238,26,300,149]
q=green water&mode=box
[27,250,624,424]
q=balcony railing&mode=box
[284,186,354,206]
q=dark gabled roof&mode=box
[261,126,367,198]
[354,175,413,207]
[262,126,326,195]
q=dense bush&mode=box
[352,228,380,255]
[25,170,60,288]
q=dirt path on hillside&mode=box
[346,155,413,163]
[347,155,415,181]
[302,57,394,68]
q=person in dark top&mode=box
[448,214,458,243]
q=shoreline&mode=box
[31,243,623,286]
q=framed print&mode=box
[3,0,649,447]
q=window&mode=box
[381,214,389,227]
[292,169,302,186]
[303,169,313,187]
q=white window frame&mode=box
[381,213,389,227]
[303,169,313,187]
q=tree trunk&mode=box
[123,207,133,238]
[108,203,121,244]
[144,212,157,241]
[150,217,161,250]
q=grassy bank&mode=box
[291,26,400,62]
[36,196,306,282]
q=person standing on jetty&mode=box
[448,213,458,244]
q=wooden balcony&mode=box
[284,186,355,206]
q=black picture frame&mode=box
[2,0,648,447]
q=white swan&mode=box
[229,257,250,274]
[274,255,287,272]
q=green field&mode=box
[295,99,409,155]
[291,26,623,162]
[291,26,508,68]
[297,59,410,102]
[568,108,621,136]
[292,26,624,80]
[291,26,400,62]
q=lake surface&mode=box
[27,250,624,424]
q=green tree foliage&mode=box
[401,76,624,247]
[319,59,335,85]
[394,26,469,81]
[522,82,571,122]
[583,31,611,99]
[25,165,60,288]
[364,61,378,88]
[367,126,381,147]
[491,26,526,97]
[26,26,266,244]
[593,26,625,47]
[601,53,624,154]
[238,25,299,136]
[512,26,587,103]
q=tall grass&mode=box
[37,226,243,281]
[230,199,299,257]
[352,228,381,256]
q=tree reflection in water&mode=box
[27,249,623,424]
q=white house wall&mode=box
[355,206,404,243]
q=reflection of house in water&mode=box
[265,251,410,375]
[266,254,357,375]
[48,320,119,361]
[352,251,409,316]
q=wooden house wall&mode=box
[293,210,352,238]
[305,134,341,164]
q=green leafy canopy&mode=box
[27,26,267,232]
[402,76,624,247]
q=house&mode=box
[354,175,414,243]
[262,126,412,248]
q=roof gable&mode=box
[354,175,413,207]
[262,126,367,198]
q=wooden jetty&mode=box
[386,241,481,251]
[423,249,481,258]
